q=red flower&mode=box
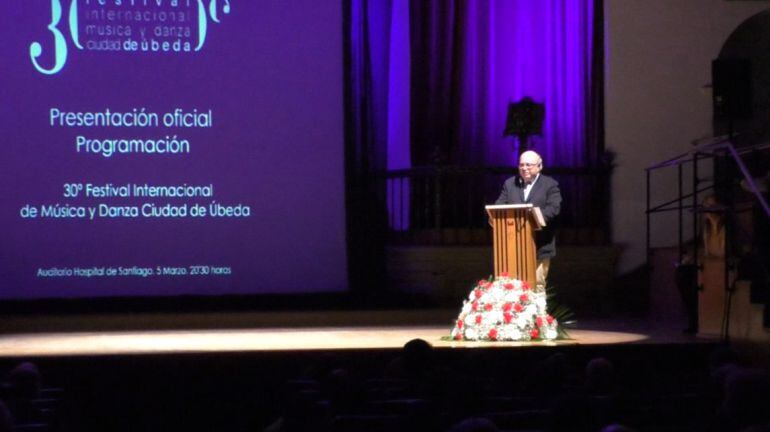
[536,317,544,327]
[483,281,493,289]
[503,312,513,324]
[471,301,479,311]
[546,315,555,325]
[484,304,493,311]
[519,293,529,303]
[457,319,464,329]
[500,271,509,277]
[530,329,539,339]
[521,281,531,291]
[475,315,483,324]
[474,289,483,299]
[454,332,463,340]
[503,302,513,312]
[477,279,487,286]
[504,283,514,290]
[488,329,498,340]
[514,303,524,313]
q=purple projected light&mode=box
[386,0,411,230]
[0,1,348,299]
[457,0,595,167]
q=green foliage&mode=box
[545,285,574,340]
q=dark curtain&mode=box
[343,0,392,293]
[409,0,461,166]
[344,0,607,254]
[406,0,606,231]
[409,0,603,168]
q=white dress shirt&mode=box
[523,174,540,201]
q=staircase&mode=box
[698,259,769,337]
[646,139,770,350]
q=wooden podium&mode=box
[485,204,544,284]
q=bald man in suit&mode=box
[496,150,562,290]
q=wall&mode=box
[387,245,621,314]
[605,0,769,273]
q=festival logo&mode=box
[30,0,231,75]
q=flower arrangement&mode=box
[450,274,559,341]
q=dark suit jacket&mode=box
[495,174,562,260]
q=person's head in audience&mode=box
[709,345,742,373]
[526,352,568,395]
[719,367,770,431]
[741,423,770,432]
[601,424,637,432]
[709,346,744,398]
[585,357,615,395]
[5,362,41,399]
[322,367,360,411]
[404,338,433,364]
[301,352,340,379]
[397,338,434,379]
[0,400,12,432]
[447,417,499,432]
[276,385,317,431]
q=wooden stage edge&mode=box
[0,321,717,359]
[0,308,717,358]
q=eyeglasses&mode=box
[519,163,539,168]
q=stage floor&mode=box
[0,323,712,358]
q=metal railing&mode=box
[646,138,770,263]
[646,138,770,340]
[375,164,613,245]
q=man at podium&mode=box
[496,150,562,290]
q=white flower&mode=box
[499,325,522,341]
[503,291,519,303]
[485,288,501,303]
[484,311,503,326]
[451,277,560,342]
[461,302,472,314]
[524,304,538,317]
[515,314,530,328]
[464,314,477,327]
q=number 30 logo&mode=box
[30,0,230,75]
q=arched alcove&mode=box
[715,9,770,145]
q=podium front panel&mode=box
[490,208,536,284]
